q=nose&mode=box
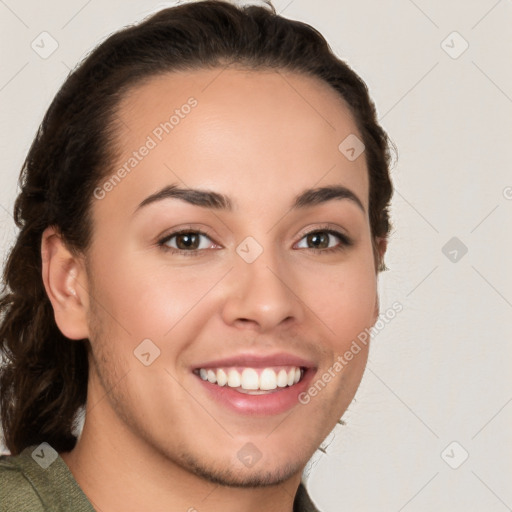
[221,249,304,333]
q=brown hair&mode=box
[0,0,394,455]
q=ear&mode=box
[372,236,388,322]
[41,226,90,340]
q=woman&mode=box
[0,1,393,510]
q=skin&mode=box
[42,67,386,512]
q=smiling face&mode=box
[77,67,384,486]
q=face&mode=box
[81,68,383,486]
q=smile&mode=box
[194,366,304,394]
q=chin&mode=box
[180,450,304,488]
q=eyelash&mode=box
[157,226,353,257]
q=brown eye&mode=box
[306,232,330,249]
[159,230,215,253]
[175,233,200,250]
[298,229,351,252]
[295,229,352,253]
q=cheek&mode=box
[87,239,377,356]
[298,258,377,350]
[90,253,188,324]
[88,253,227,355]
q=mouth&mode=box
[191,353,316,415]
[193,365,306,395]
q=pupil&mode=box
[177,233,198,249]
[308,232,328,249]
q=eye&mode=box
[158,230,217,255]
[295,228,352,253]
[157,226,352,256]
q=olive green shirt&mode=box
[0,445,320,511]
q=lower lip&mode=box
[194,368,316,416]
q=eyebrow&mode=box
[135,183,365,214]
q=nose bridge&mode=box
[222,235,302,330]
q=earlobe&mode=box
[41,226,90,340]
[372,237,387,323]
[376,236,388,272]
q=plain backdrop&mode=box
[1,1,511,511]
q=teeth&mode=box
[260,368,277,390]
[197,366,304,391]
[241,368,259,390]
[216,368,227,386]
[277,369,288,388]
[227,369,241,387]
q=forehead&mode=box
[105,67,369,216]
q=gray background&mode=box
[1,1,511,510]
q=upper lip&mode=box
[192,352,316,370]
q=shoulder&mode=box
[0,444,95,512]
[0,450,46,511]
